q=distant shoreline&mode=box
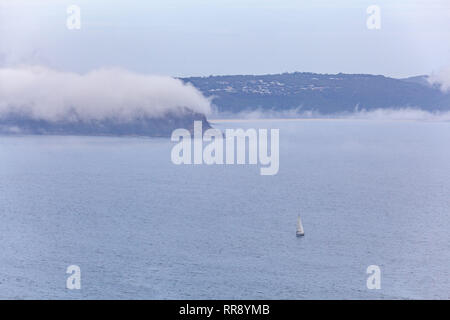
[209,118,424,123]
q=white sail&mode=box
[296,215,304,236]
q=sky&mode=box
[0,0,449,78]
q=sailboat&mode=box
[296,215,305,237]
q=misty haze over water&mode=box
[1,120,449,299]
[1,0,450,301]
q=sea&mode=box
[0,119,449,299]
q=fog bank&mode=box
[0,66,212,122]
[429,67,450,92]
[211,107,450,122]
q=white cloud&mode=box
[212,107,450,122]
[428,66,450,92]
[0,66,212,122]
[347,108,450,121]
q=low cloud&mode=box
[212,107,450,122]
[428,66,450,92]
[0,66,212,122]
[209,107,318,120]
[346,108,450,121]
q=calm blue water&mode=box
[0,120,449,299]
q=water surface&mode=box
[0,120,449,299]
